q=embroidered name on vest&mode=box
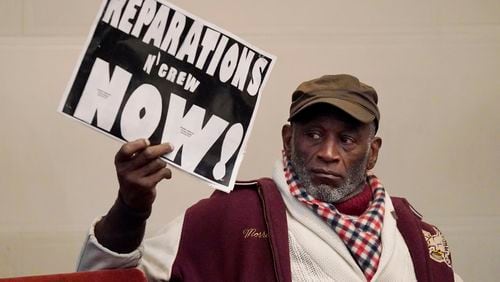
[242,228,268,239]
[423,226,452,268]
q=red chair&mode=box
[0,268,146,282]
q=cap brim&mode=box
[289,97,375,123]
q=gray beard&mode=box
[290,149,370,203]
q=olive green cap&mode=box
[289,74,380,130]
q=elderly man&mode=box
[77,74,462,281]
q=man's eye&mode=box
[340,135,355,144]
[306,132,321,140]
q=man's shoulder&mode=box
[390,196,423,220]
[180,177,283,237]
[390,196,455,270]
[187,177,277,212]
[233,177,277,191]
[211,177,277,197]
[390,196,438,231]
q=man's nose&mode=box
[316,138,340,163]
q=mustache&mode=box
[288,147,370,203]
[310,168,343,178]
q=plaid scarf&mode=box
[283,154,386,281]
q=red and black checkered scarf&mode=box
[283,154,386,281]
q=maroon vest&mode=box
[391,197,455,282]
[170,178,455,282]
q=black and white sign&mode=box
[58,0,276,192]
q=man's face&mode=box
[282,106,381,203]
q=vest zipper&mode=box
[257,183,282,282]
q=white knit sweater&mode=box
[78,160,463,281]
[272,161,416,281]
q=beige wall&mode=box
[0,0,499,280]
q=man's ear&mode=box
[282,124,293,158]
[367,137,382,170]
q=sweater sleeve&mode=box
[76,214,185,282]
[454,272,464,282]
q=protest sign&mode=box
[58,0,276,192]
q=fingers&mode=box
[136,158,167,177]
[138,167,172,187]
[114,140,174,211]
[116,139,173,168]
[115,140,174,184]
[115,139,150,163]
[127,143,173,170]
[127,166,172,189]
